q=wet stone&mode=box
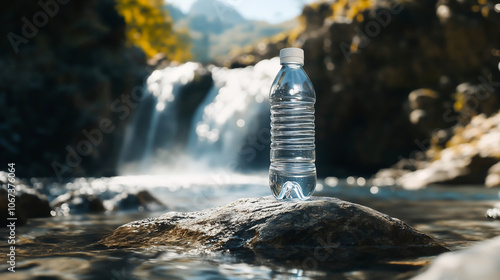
[111,190,165,211]
[52,192,106,214]
[0,175,52,226]
[100,196,448,264]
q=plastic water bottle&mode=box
[269,48,317,200]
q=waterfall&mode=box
[118,58,281,175]
[118,62,201,174]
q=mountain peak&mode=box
[189,0,246,24]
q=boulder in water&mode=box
[412,236,500,280]
[395,111,500,189]
[52,192,106,215]
[100,196,448,265]
[0,172,52,226]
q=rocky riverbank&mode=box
[0,172,165,226]
[376,110,500,188]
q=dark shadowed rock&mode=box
[0,186,52,226]
[0,188,27,226]
[18,191,53,219]
[0,0,148,178]
[112,190,165,211]
[100,196,447,263]
[0,172,52,226]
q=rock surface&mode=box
[0,172,52,226]
[379,111,500,188]
[100,196,448,263]
[413,236,500,280]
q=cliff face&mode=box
[228,0,500,176]
[0,0,148,178]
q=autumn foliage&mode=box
[115,0,191,61]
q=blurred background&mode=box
[2,1,500,279]
[1,0,500,185]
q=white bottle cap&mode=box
[280,48,304,65]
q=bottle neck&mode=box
[281,62,303,69]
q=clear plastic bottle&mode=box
[269,48,317,200]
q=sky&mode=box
[168,0,318,24]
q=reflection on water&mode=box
[1,175,500,279]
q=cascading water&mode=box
[118,62,201,174]
[118,58,281,174]
[187,58,281,169]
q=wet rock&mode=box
[0,188,27,226]
[412,236,500,280]
[52,192,105,215]
[0,173,52,226]
[109,190,165,211]
[18,189,53,219]
[50,187,165,215]
[100,196,448,263]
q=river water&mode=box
[1,174,499,280]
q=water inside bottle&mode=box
[269,96,316,200]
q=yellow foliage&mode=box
[115,0,191,61]
[453,92,465,112]
[330,0,374,21]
